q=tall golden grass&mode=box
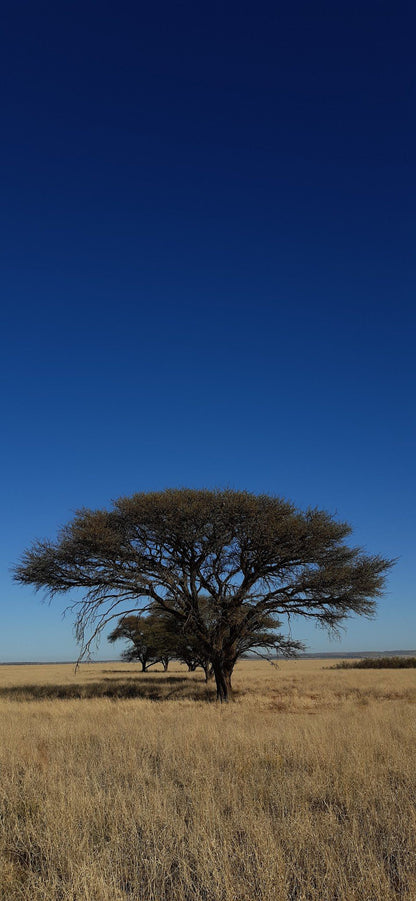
[0,659,415,900]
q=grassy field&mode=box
[0,659,415,900]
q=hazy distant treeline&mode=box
[333,657,416,669]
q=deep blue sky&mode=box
[1,1,415,661]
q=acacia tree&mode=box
[107,614,168,671]
[150,607,213,678]
[144,611,176,672]
[172,628,214,680]
[108,607,214,678]
[152,598,216,679]
[14,488,393,701]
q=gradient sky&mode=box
[1,1,415,662]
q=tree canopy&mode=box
[14,488,393,700]
[107,613,171,671]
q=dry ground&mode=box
[0,659,415,900]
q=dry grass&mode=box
[0,659,415,900]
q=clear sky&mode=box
[1,1,415,662]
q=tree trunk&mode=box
[162,658,169,672]
[203,664,214,683]
[213,662,233,702]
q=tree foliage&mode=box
[14,488,393,701]
[107,613,171,671]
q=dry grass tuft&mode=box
[0,659,415,900]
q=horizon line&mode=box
[1,649,415,666]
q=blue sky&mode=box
[1,1,415,661]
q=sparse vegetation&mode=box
[332,656,416,669]
[0,658,415,900]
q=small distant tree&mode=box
[109,607,214,679]
[14,488,393,702]
[139,609,178,672]
[154,598,215,679]
[174,629,214,680]
[108,614,162,671]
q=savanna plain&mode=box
[0,659,415,901]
